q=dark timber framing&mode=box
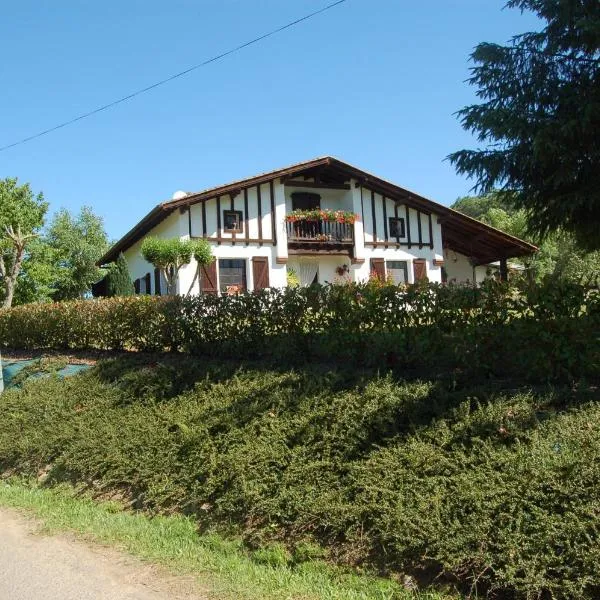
[371,190,377,247]
[256,185,263,246]
[230,195,236,243]
[406,205,412,248]
[99,156,536,266]
[243,188,250,246]
[201,201,207,237]
[216,196,222,245]
[382,195,388,247]
[360,186,365,224]
[187,206,192,237]
[393,203,400,242]
[283,180,350,191]
[428,213,434,249]
[269,180,277,246]
[417,209,423,249]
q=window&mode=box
[388,217,405,239]
[291,192,321,211]
[386,260,409,285]
[219,259,247,294]
[223,210,243,233]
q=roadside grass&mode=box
[0,480,452,600]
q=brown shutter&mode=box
[370,258,385,281]
[145,272,152,295]
[201,260,218,294]
[413,259,428,282]
[154,268,162,296]
[252,257,270,290]
[134,278,140,294]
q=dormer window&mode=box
[223,210,243,233]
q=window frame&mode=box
[386,260,409,285]
[388,217,406,239]
[218,258,248,294]
[223,209,244,234]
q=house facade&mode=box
[98,157,536,294]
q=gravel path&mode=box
[0,510,206,600]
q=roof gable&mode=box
[99,156,537,265]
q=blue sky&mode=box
[1,1,539,241]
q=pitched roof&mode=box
[99,156,537,265]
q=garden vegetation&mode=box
[0,281,599,598]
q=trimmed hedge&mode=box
[1,280,599,381]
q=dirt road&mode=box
[0,510,206,600]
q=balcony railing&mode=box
[286,219,354,244]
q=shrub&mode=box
[0,357,599,598]
[0,280,598,382]
[105,253,134,297]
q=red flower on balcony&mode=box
[285,209,358,224]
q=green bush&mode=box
[1,280,598,382]
[0,356,599,598]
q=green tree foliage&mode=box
[186,239,214,295]
[452,192,600,283]
[105,253,134,297]
[141,237,211,295]
[0,178,48,308]
[45,207,109,301]
[449,0,600,249]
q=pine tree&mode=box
[106,253,134,297]
[449,0,600,250]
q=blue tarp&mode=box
[1,359,91,390]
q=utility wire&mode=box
[0,0,349,153]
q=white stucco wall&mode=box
[120,177,483,295]
[444,250,489,284]
[123,211,182,294]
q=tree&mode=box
[105,253,134,297]
[452,191,600,284]
[141,238,193,295]
[45,207,109,301]
[186,239,214,295]
[449,0,600,250]
[0,178,48,308]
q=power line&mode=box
[0,0,350,153]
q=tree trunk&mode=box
[1,226,35,309]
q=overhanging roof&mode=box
[99,156,537,265]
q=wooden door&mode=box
[252,257,270,290]
[413,259,427,282]
[370,258,385,281]
[201,260,218,294]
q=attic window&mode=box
[389,217,405,238]
[223,210,243,233]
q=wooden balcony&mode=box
[286,220,354,250]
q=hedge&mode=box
[1,280,599,381]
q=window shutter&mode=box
[134,278,140,294]
[370,258,385,281]
[145,272,152,295]
[413,259,428,282]
[154,268,162,296]
[252,257,269,290]
[201,260,218,294]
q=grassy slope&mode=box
[0,355,598,598]
[0,481,447,600]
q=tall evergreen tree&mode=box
[449,0,600,250]
[105,253,134,297]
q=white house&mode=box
[98,157,536,294]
